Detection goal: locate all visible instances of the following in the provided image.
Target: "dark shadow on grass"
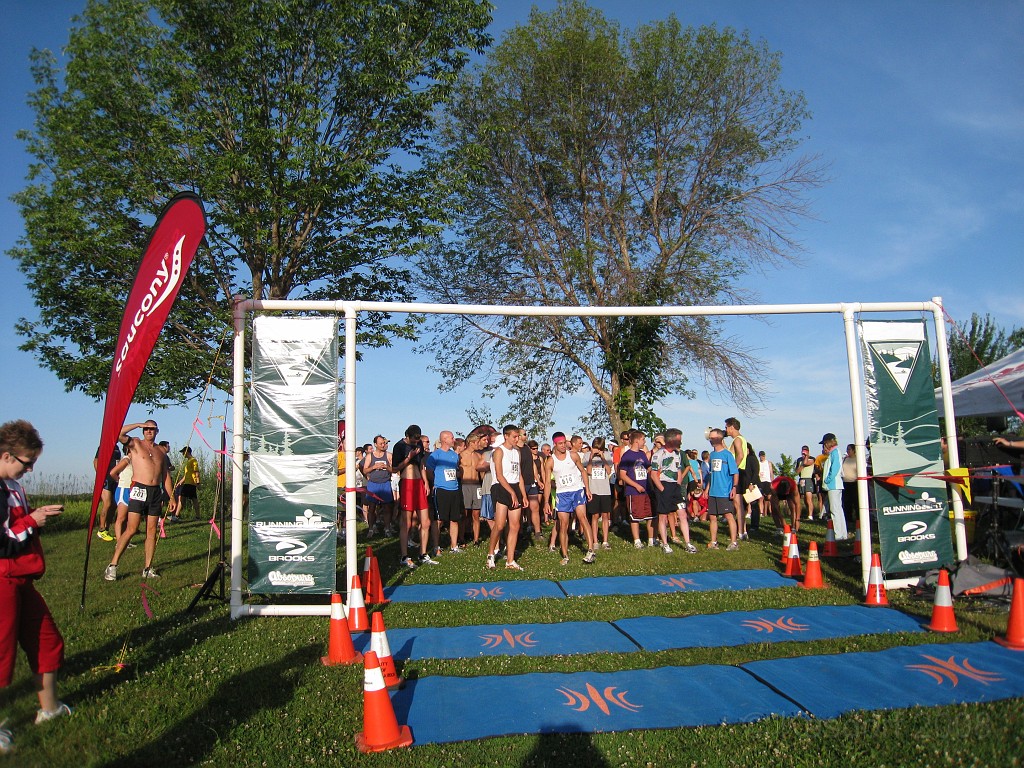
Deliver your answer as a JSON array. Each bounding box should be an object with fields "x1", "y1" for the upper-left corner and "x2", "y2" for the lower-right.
[
  {"x1": 521, "y1": 730, "x2": 611, "y2": 768},
  {"x1": 97, "y1": 644, "x2": 319, "y2": 768},
  {"x1": 59, "y1": 607, "x2": 235, "y2": 705}
]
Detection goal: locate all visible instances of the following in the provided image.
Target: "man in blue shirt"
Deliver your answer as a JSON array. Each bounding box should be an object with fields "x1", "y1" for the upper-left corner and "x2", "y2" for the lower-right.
[
  {"x1": 703, "y1": 428, "x2": 739, "y2": 550},
  {"x1": 820, "y1": 432, "x2": 847, "y2": 539},
  {"x1": 425, "y1": 430, "x2": 462, "y2": 556}
]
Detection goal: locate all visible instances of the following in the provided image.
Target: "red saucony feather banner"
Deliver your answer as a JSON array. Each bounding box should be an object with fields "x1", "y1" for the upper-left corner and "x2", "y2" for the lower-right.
[{"x1": 83, "y1": 193, "x2": 206, "y2": 597}]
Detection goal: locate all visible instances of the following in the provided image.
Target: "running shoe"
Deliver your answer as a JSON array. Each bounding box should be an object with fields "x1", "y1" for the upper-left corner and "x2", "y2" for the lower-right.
[
  {"x1": 560, "y1": 556, "x2": 570, "y2": 566},
  {"x1": 449, "y1": 546, "x2": 464, "y2": 554},
  {"x1": 400, "y1": 556, "x2": 417, "y2": 569},
  {"x1": 707, "y1": 541, "x2": 719, "y2": 549},
  {"x1": 420, "y1": 553, "x2": 439, "y2": 566},
  {"x1": 485, "y1": 554, "x2": 496, "y2": 570},
  {"x1": 670, "y1": 536, "x2": 683, "y2": 545},
  {"x1": 34, "y1": 702, "x2": 72, "y2": 725},
  {"x1": 103, "y1": 564, "x2": 117, "y2": 581},
  {"x1": 96, "y1": 529, "x2": 114, "y2": 542},
  {"x1": 685, "y1": 543, "x2": 698, "y2": 554},
  {"x1": 549, "y1": 544, "x2": 556, "y2": 553},
  {"x1": 504, "y1": 560, "x2": 524, "y2": 571},
  {"x1": 601, "y1": 541, "x2": 611, "y2": 550},
  {"x1": 141, "y1": 567, "x2": 160, "y2": 579},
  {"x1": 726, "y1": 541, "x2": 739, "y2": 551},
  {"x1": 661, "y1": 543, "x2": 673, "y2": 554},
  {"x1": 633, "y1": 540, "x2": 644, "y2": 550},
  {"x1": 648, "y1": 539, "x2": 657, "y2": 547},
  {"x1": 583, "y1": 550, "x2": 596, "y2": 564},
  {"x1": 0, "y1": 722, "x2": 12, "y2": 755}
]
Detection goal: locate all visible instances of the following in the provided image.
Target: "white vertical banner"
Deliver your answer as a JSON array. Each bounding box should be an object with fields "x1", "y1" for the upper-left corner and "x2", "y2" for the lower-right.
[{"x1": 248, "y1": 317, "x2": 338, "y2": 594}]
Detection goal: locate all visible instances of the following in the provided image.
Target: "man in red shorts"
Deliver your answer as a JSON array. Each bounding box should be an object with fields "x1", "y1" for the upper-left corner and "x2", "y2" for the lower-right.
[{"x1": 392, "y1": 425, "x2": 433, "y2": 568}]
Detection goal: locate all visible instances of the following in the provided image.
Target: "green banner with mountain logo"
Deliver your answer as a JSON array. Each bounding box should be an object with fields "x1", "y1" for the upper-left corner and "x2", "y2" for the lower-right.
[
  {"x1": 860, "y1": 320, "x2": 954, "y2": 575},
  {"x1": 248, "y1": 316, "x2": 338, "y2": 594}
]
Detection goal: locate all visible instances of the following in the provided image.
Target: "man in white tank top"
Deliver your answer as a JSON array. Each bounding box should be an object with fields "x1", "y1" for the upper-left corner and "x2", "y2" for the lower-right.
[
  {"x1": 549, "y1": 431, "x2": 596, "y2": 566},
  {"x1": 486, "y1": 424, "x2": 527, "y2": 571}
]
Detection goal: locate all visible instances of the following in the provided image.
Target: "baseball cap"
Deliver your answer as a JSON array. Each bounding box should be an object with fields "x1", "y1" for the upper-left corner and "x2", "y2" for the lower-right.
[{"x1": 819, "y1": 433, "x2": 836, "y2": 445}]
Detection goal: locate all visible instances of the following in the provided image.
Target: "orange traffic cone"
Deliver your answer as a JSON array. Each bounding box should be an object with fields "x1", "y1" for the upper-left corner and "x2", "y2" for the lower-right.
[
  {"x1": 779, "y1": 524, "x2": 791, "y2": 565},
  {"x1": 800, "y1": 541, "x2": 825, "y2": 589},
  {"x1": 783, "y1": 534, "x2": 803, "y2": 578},
  {"x1": 822, "y1": 520, "x2": 839, "y2": 557},
  {"x1": 994, "y1": 577, "x2": 1024, "y2": 650},
  {"x1": 348, "y1": 574, "x2": 369, "y2": 633},
  {"x1": 370, "y1": 611, "x2": 403, "y2": 690},
  {"x1": 864, "y1": 552, "x2": 888, "y2": 606},
  {"x1": 363, "y1": 547, "x2": 389, "y2": 605},
  {"x1": 852, "y1": 519, "x2": 862, "y2": 557},
  {"x1": 924, "y1": 567, "x2": 958, "y2": 632},
  {"x1": 321, "y1": 592, "x2": 363, "y2": 666},
  {"x1": 354, "y1": 651, "x2": 414, "y2": 753}
]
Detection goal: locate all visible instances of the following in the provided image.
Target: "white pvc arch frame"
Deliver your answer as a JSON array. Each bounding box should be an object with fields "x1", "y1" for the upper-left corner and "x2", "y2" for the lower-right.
[{"x1": 229, "y1": 296, "x2": 967, "y2": 619}]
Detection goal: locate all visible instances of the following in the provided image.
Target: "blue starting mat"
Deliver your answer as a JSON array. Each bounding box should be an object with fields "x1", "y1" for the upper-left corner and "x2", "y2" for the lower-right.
[
  {"x1": 560, "y1": 568, "x2": 795, "y2": 597},
  {"x1": 383, "y1": 579, "x2": 565, "y2": 603},
  {"x1": 743, "y1": 640, "x2": 1024, "y2": 719},
  {"x1": 391, "y1": 664, "x2": 803, "y2": 745},
  {"x1": 616, "y1": 605, "x2": 924, "y2": 651},
  {"x1": 353, "y1": 620, "x2": 640, "y2": 660}
]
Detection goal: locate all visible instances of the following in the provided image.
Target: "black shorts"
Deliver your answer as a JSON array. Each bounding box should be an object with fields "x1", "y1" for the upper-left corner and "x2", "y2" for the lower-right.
[
  {"x1": 490, "y1": 482, "x2": 519, "y2": 510},
  {"x1": 127, "y1": 483, "x2": 163, "y2": 517},
  {"x1": 656, "y1": 483, "x2": 684, "y2": 516},
  {"x1": 103, "y1": 477, "x2": 117, "y2": 494},
  {"x1": 707, "y1": 496, "x2": 733, "y2": 517},
  {"x1": 586, "y1": 493, "x2": 612, "y2": 516},
  {"x1": 178, "y1": 484, "x2": 198, "y2": 500},
  {"x1": 432, "y1": 487, "x2": 463, "y2": 523}
]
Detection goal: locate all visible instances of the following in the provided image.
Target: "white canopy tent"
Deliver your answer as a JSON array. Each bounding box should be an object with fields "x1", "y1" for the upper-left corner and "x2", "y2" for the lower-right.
[{"x1": 936, "y1": 347, "x2": 1024, "y2": 418}]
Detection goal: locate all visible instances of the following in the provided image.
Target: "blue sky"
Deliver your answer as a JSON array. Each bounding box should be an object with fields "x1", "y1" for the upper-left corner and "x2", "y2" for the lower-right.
[{"x1": 2, "y1": 1, "x2": 1022, "y2": 487}]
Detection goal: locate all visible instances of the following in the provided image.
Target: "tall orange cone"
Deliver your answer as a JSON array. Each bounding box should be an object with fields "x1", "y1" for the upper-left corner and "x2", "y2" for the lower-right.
[
  {"x1": 783, "y1": 534, "x2": 803, "y2": 577},
  {"x1": 321, "y1": 592, "x2": 362, "y2": 666},
  {"x1": 779, "y1": 524, "x2": 791, "y2": 565},
  {"x1": 363, "y1": 547, "x2": 389, "y2": 605},
  {"x1": 864, "y1": 552, "x2": 889, "y2": 606},
  {"x1": 354, "y1": 651, "x2": 414, "y2": 753},
  {"x1": 348, "y1": 574, "x2": 369, "y2": 632},
  {"x1": 994, "y1": 577, "x2": 1024, "y2": 650},
  {"x1": 924, "y1": 567, "x2": 958, "y2": 632},
  {"x1": 822, "y1": 520, "x2": 839, "y2": 557},
  {"x1": 852, "y1": 519, "x2": 862, "y2": 557},
  {"x1": 800, "y1": 541, "x2": 825, "y2": 589},
  {"x1": 370, "y1": 611, "x2": 403, "y2": 690}
]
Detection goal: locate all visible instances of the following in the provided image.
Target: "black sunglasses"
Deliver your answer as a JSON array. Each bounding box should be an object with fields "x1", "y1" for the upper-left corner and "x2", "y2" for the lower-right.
[{"x1": 13, "y1": 455, "x2": 37, "y2": 469}]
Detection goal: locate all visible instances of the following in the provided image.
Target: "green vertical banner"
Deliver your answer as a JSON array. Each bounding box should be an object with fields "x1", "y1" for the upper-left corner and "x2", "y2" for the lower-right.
[
  {"x1": 248, "y1": 317, "x2": 338, "y2": 594},
  {"x1": 860, "y1": 320, "x2": 954, "y2": 575}
]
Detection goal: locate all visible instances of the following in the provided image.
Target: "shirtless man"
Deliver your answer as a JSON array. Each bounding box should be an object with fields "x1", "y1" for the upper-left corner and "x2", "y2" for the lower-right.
[
  {"x1": 725, "y1": 417, "x2": 749, "y2": 540},
  {"x1": 104, "y1": 420, "x2": 175, "y2": 581},
  {"x1": 392, "y1": 425, "x2": 432, "y2": 568}
]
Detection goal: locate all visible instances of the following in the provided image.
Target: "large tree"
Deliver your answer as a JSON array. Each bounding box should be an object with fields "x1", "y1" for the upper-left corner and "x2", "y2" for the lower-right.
[
  {"x1": 418, "y1": 0, "x2": 823, "y2": 437},
  {"x1": 10, "y1": 0, "x2": 491, "y2": 404}
]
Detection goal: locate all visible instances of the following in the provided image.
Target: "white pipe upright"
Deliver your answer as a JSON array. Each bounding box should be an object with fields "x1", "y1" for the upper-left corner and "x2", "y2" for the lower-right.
[
  {"x1": 230, "y1": 295, "x2": 247, "y2": 620},
  {"x1": 932, "y1": 297, "x2": 967, "y2": 561},
  {"x1": 842, "y1": 305, "x2": 872, "y2": 593},
  {"x1": 343, "y1": 304, "x2": 359, "y2": 603}
]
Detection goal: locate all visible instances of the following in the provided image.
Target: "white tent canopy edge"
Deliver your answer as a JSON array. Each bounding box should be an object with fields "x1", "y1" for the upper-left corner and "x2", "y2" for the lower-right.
[{"x1": 229, "y1": 296, "x2": 967, "y2": 619}]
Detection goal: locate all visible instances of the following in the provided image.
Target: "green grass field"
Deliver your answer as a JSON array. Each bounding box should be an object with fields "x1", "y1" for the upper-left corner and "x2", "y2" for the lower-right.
[{"x1": 5, "y1": 499, "x2": 1023, "y2": 767}]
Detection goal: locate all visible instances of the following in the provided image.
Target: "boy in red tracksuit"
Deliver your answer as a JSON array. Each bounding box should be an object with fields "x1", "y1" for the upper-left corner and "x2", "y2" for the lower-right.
[{"x1": 1, "y1": 420, "x2": 70, "y2": 755}]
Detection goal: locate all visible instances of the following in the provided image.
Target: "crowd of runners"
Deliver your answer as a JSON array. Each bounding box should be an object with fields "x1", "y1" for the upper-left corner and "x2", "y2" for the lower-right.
[{"x1": 341, "y1": 419, "x2": 861, "y2": 571}]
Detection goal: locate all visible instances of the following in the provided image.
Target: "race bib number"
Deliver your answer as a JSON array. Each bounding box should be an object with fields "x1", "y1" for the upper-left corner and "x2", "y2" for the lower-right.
[
  {"x1": 129, "y1": 485, "x2": 148, "y2": 502},
  {"x1": 711, "y1": 458, "x2": 723, "y2": 472},
  {"x1": 443, "y1": 468, "x2": 457, "y2": 482},
  {"x1": 557, "y1": 473, "x2": 576, "y2": 488},
  {"x1": 591, "y1": 467, "x2": 606, "y2": 480},
  {"x1": 476, "y1": 487, "x2": 483, "y2": 500},
  {"x1": 634, "y1": 466, "x2": 648, "y2": 481}
]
